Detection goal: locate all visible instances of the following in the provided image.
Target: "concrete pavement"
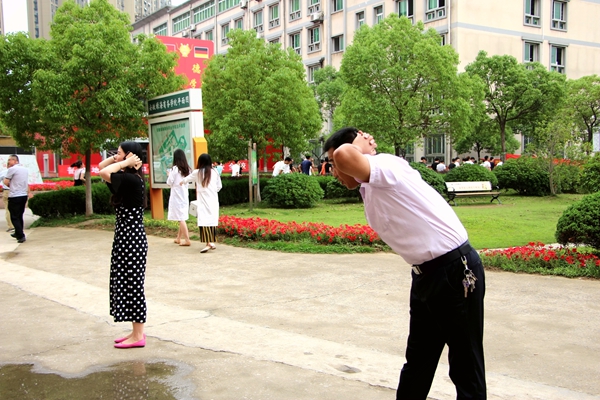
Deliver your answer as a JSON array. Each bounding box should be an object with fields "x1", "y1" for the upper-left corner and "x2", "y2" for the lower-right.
[{"x1": 1, "y1": 209, "x2": 599, "y2": 399}]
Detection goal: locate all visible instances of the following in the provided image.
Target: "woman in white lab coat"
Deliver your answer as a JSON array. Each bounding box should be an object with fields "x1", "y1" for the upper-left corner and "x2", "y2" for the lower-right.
[
  {"x1": 181, "y1": 153, "x2": 222, "y2": 253},
  {"x1": 167, "y1": 149, "x2": 191, "y2": 246}
]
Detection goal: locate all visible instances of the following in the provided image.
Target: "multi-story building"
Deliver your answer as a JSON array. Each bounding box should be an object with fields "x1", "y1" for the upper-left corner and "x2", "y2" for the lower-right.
[
  {"x1": 135, "y1": 0, "x2": 172, "y2": 22},
  {"x1": 27, "y1": 0, "x2": 136, "y2": 39},
  {"x1": 0, "y1": 0, "x2": 4, "y2": 36},
  {"x1": 131, "y1": 0, "x2": 600, "y2": 160}
]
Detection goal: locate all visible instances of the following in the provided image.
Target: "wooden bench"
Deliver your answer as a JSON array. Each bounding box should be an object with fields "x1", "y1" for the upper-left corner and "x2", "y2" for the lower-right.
[{"x1": 445, "y1": 181, "x2": 501, "y2": 206}]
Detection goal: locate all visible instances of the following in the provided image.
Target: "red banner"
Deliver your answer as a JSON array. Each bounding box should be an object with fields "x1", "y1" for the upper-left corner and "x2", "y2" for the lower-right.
[{"x1": 156, "y1": 36, "x2": 215, "y2": 89}]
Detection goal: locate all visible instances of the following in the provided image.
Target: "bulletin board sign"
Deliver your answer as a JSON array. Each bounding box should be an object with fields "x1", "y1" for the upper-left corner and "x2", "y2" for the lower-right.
[{"x1": 148, "y1": 112, "x2": 203, "y2": 189}]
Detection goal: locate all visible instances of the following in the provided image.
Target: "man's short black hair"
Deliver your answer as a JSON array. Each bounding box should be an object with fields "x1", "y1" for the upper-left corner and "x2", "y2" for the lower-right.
[
  {"x1": 284, "y1": 157, "x2": 292, "y2": 162},
  {"x1": 323, "y1": 127, "x2": 360, "y2": 153},
  {"x1": 305, "y1": 154, "x2": 312, "y2": 159}
]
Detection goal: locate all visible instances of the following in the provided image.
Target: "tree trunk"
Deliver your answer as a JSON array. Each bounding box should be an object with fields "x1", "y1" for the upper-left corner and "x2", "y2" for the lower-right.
[
  {"x1": 85, "y1": 148, "x2": 94, "y2": 216},
  {"x1": 500, "y1": 121, "x2": 507, "y2": 162}
]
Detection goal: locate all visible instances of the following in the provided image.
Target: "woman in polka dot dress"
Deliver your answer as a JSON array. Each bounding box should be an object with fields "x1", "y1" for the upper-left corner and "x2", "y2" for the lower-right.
[{"x1": 99, "y1": 141, "x2": 148, "y2": 349}]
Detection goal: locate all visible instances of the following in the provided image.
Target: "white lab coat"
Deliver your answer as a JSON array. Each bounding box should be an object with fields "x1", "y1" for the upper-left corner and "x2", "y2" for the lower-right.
[
  {"x1": 182, "y1": 168, "x2": 222, "y2": 226},
  {"x1": 166, "y1": 166, "x2": 189, "y2": 221}
]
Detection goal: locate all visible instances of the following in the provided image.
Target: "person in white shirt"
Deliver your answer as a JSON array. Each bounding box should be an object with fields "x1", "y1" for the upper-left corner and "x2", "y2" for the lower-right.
[
  {"x1": 436, "y1": 160, "x2": 447, "y2": 173},
  {"x1": 481, "y1": 156, "x2": 491, "y2": 171},
  {"x1": 167, "y1": 149, "x2": 192, "y2": 246},
  {"x1": 0, "y1": 165, "x2": 15, "y2": 233},
  {"x1": 3, "y1": 155, "x2": 29, "y2": 243},
  {"x1": 230, "y1": 160, "x2": 241, "y2": 178},
  {"x1": 272, "y1": 157, "x2": 293, "y2": 176},
  {"x1": 324, "y1": 127, "x2": 486, "y2": 400}
]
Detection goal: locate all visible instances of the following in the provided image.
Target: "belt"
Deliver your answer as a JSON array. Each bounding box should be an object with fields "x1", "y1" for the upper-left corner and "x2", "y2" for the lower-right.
[{"x1": 412, "y1": 241, "x2": 473, "y2": 275}]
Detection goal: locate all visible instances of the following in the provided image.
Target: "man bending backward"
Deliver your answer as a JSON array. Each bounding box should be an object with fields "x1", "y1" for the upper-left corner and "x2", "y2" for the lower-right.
[{"x1": 324, "y1": 127, "x2": 486, "y2": 400}]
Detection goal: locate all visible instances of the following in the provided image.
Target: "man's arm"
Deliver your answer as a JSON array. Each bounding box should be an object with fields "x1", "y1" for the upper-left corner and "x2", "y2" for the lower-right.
[
  {"x1": 3, "y1": 178, "x2": 9, "y2": 187},
  {"x1": 332, "y1": 144, "x2": 371, "y2": 183}
]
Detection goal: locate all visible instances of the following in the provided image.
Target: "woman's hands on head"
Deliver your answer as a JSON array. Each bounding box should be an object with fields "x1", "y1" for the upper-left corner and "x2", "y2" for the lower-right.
[{"x1": 123, "y1": 152, "x2": 142, "y2": 170}]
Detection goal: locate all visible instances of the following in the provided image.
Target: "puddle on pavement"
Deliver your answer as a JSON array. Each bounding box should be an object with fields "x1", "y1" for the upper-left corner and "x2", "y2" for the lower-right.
[{"x1": 0, "y1": 360, "x2": 195, "y2": 399}]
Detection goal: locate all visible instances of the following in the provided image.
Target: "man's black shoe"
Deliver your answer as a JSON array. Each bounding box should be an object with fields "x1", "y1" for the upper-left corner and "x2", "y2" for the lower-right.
[
  {"x1": 17, "y1": 236, "x2": 26, "y2": 243},
  {"x1": 10, "y1": 233, "x2": 17, "y2": 238}
]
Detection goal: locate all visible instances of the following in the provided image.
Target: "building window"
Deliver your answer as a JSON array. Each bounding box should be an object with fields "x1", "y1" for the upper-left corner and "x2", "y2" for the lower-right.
[
  {"x1": 254, "y1": 10, "x2": 264, "y2": 33},
  {"x1": 308, "y1": 0, "x2": 320, "y2": 14},
  {"x1": 550, "y1": 45, "x2": 565, "y2": 74},
  {"x1": 551, "y1": 0, "x2": 567, "y2": 30},
  {"x1": 374, "y1": 5, "x2": 384, "y2": 24},
  {"x1": 398, "y1": 0, "x2": 413, "y2": 23},
  {"x1": 269, "y1": 37, "x2": 281, "y2": 45},
  {"x1": 425, "y1": 134, "x2": 445, "y2": 156},
  {"x1": 205, "y1": 30, "x2": 214, "y2": 41},
  {"x1": 193, "y1": 1, "x2": 215, "y2": 24},
  {"x1": 235, "y1": 18, "x2": 243, "y2": 30},
  {"x1": 440, "y1": 33, "x2": 447, "y2": 45},
  {"x1": 356, "y1": 11, "x2": 365, "y2": 28},
  {"x1": 290, "y1": 0, "x2": 301, "y2": 21},
  {"x1": 269, "y1": 4, "x2": 280, "y2": 28},
  {"x1": 524, "y1": 0, "x2": 540, "y2": 26},
  {"x1": 307, "y1": 65, "x2": 320, "y2": 83},
  {"x1": 332, "y1": 0, "x2": 343, "y2": 13},
  {"x1": 153, "y1": 23, "x2": 167, "y2": 36},
  {"x1": 524, "y1": 41, "x2": 539, "y2": 63},
  {"x1": 218, "y1": 0, "x2": 239, "y2": 13},
  {"x1": 221, "y1": 24, "x2": 230, "y2": 45},
  {"x1": 290, "y1": 32, "x2": 301, "y2": 55},
  {"x1": 308, "y1": 27, "x2": 320, "y2": 53},
  {"x1": 51, "y1": 0, "x2": 59, "y2": 19},
  {"x1": 173, "y1": 12, "x2": 190, "y2": 33},
  {"x1": 426, "y1": 0, "x2": 445, "y2": 21},
  {"x1": 332, "y1": 35, "x2": 344, "y2": 52}
]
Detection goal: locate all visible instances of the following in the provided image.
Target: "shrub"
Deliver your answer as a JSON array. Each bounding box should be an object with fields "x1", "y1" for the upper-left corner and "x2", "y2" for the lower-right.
[
  {"x1": 555, "y1": 191, "x2": 600, "y2": 250},
  {"x1": 325, "y1": 178, "x2": 361, "y2": 199},
  {"x1": 493, "y1": 157, "x2": 550, "y2": 196},
  {"x1": 552, "y1": 161, "x2": 582, "y2": 194},
  {"x1": 409, "y1": 162, "x2": 446, "y2": 195},
  {"x1": 262, "y1": 173, "x2": 324, "y2": 208},
  {"x1": 28, "y1": 184, "x2": 113, "y2": 218},
  {"x1": 579, "y1": 153, "x2": 600, "y2": 193},
  {"x1": 444, "y1": 163, "x2": 499, "y2": 187}
]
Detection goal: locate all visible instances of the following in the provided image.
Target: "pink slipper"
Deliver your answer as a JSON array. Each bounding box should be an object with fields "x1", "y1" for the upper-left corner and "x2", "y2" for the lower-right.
[
  {"x1": 114, "y1": 333, "x2": 145, "y2": 344},
  {"x1": 114, "y1": 337, "x2": 146, "y2": 349}
]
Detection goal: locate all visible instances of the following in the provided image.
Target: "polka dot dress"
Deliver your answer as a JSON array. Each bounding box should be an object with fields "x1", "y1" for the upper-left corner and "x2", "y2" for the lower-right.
[{"x1": 110, "y1": 205, "x2": 148, "y2": 323}]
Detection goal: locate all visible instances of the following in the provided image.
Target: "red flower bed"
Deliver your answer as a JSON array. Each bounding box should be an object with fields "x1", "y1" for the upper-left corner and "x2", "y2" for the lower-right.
[
  {"x1": 29, "y1": 180, "x2": 75, "y2": 191},
  {"x1": 481, "y1": 242, "x2": 600, "y2": 277},
  {"x1": 218, "y1": 215, "x2": 383, "y2": 246}
]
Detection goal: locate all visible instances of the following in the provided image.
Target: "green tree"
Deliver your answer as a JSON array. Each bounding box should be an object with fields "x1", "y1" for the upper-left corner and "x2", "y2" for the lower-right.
[
  {"x1": 453, "y1": 117, "x2": 519, "y2": 160},
  {"x1": 525, "y1": 111, "x2": 575, "y2": 195},
  {"x1": 335, "y1": 15, "x2": 481, "y2": 156},
  {"x1": 202, "y1": 29, "x2": 322, "y2": 162},
  {"x1": 566, "y1": 75, "x2": 600, "y2": 147},
  {"x1": 464, "y1": 52, "x2": 566, "y2": 160},
  {"x1": 0, "y1": 0, "x2": 184, "y2": 216},
  {"x1": 312, "y1": 65, "x2": 347, "y2": 126}
]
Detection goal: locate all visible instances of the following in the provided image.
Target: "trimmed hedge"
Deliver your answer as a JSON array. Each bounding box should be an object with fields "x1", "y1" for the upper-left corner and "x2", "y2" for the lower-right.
[
  {"x1": 262, "y1": 173, "x2": 324, "y2": 208},
  {"x1": 493, "y1": 157, "x2": 550, "y2": 196},
  {"x1": 444, "y1": 163, "x2": 499, "y2": 187},
  {"x1": 28, "y1": 184, "x2": 113, "y2": 218},
  {"x1": 580, "y1": 154, "x2": 600, "y2": 194},
  {"x1": 555, "y1": 191, "x2": 600, "y2": 250}
]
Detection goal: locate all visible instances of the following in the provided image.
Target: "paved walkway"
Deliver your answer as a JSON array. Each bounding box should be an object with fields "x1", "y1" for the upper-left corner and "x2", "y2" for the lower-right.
[{"x1": 1, "y1": 209, "x2": 599, "y2": 399}]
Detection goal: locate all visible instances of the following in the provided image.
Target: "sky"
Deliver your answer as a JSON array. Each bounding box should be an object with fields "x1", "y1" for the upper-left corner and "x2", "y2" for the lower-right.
[{"x1": 3, "y1": 0, "x2": 28, "y2": 34}]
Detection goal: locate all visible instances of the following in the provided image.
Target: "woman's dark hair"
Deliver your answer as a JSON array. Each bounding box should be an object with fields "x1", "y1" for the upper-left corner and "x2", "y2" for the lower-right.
[
  {"x1": 323, "y1": 127, "x2": 360, "y2": 153},
  {"x1": 172, "y1": 149, "x2": 191, "y2": 177},
  {"x1": 196, "y1": 153, "x2": 213, "y2": 188},
  {"x1": 111, "y1": 141, "x2": 147, "y2": 208},
  {"x1": 70, "y1": 160, "x2": 83, "y2": 168}
]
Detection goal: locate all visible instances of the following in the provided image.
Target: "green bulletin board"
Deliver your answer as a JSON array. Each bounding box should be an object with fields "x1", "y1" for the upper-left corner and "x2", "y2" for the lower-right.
[{"x1": 150, "y1": 118, "x2": 193, "y2": 186}]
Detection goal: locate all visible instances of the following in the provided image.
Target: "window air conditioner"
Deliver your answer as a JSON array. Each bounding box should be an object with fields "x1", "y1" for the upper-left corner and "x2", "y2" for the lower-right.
[
  {"x1": 240, "y1": 0, "x2": 248, "y2": 9},
  {"x1": 310, "y1": 12, "x2": 324, "y2": 22}
]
